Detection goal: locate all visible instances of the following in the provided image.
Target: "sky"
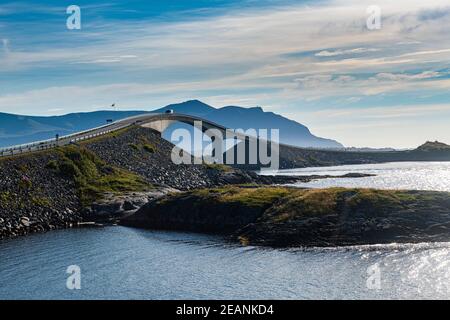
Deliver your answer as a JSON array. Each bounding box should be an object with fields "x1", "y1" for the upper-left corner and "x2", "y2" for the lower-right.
[{"x1": 0, "y1": 0, "x2": 450, "y2": 148}]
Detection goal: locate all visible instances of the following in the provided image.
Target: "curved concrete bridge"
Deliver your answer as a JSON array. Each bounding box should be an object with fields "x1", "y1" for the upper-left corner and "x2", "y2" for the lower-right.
[{"x1": 0, "y1": 113, "x2": 278, "y2": 161}]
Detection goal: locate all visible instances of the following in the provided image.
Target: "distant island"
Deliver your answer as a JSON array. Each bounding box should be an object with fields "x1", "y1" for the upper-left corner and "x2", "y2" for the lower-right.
[
  {"x1": 417, "y1": 141, "x2": 450, "y2": 152},
  {"x1": 123, "y1": 186, "x2": 450, "y2": 247}
]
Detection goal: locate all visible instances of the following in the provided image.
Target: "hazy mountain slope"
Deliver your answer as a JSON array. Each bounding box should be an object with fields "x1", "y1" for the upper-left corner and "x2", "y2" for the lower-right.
[
  {"x1": 205, "y1": 106, "x2": 342, "y2": 148},
  {"x1": 0, "y1": 111, "x2": 148, "y2": 147},
  {"x1": 160, "y1": 100, "x2": 343, "y2": 149},
  {"x1": 0, "y1": 100, "x2": 343, "y2": 149},
  {"x1": 153, "y1": 100, "x2": 215, "y2": 117}
]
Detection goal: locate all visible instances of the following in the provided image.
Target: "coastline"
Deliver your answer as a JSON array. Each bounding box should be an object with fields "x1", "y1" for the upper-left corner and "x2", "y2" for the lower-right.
[
  {"x1": 121, "y1": 186, "x2": 450, "y2": 247},
  {"x1": 1, "y1": 126, "x2": 449, "y2": 247}
]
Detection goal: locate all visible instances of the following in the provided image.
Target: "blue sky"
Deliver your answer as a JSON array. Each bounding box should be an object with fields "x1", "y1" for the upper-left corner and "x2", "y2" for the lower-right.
[{"x1": 1, "y1": 0, "x2": 450, "y2": 148}]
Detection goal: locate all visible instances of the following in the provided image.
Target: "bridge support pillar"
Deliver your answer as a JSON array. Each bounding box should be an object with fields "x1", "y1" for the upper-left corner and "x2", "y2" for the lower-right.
[{"x1": 141, "y1": 119, "x2": 175, "y2": 134}]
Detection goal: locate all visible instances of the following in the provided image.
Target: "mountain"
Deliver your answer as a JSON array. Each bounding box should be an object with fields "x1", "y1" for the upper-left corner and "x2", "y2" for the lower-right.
[
  {"x1": 159, "y1": 100, "x2": 343, "y2": 149},
  {"x1": 0, "y1": 100, "x2": 343, "y2": 149},
  {"x1": 0, "y1": 111, "x2": 149, "y2": 147},
  {"x1": 154, "y1": 100, "x2": 215, "y2": 117},
  {"x1": 416, "y1": 141, "x2": 450, "y2": 152}
]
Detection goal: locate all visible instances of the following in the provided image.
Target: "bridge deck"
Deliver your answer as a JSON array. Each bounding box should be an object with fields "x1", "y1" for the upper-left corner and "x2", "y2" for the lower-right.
[{"x1": 0, "y1": 113, "x2": 279, "y2": 158}]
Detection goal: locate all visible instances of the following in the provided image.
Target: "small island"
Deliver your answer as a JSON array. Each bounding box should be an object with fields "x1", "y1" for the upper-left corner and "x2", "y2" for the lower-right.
[{"x1": 122, "y1": 186, "x2": 450, "y2": 247}]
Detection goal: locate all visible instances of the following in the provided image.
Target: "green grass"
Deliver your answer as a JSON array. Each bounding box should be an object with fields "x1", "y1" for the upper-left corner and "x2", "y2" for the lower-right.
[
  {"x1": 142, "y1": 143, "x2": 156, "y2": 153},
  {"x1": 31, "y1": 196, "x2": 51, "y2": 207},
  {"x1": 126, "y1": 136, "x2": 157, "y2": 154},
  {"x1": 190, "y1": 186, "x2": 291, "y2": 209},
  {"x1": 45, "y1": 160, "x2": 59, "y2": 170},
  {"x1": 54, "y1": 145, "x2": 152, "y2": 206},
  {"x1": 128, "y1": 143, "x2": 139, "y2": 151},
  {"x1": 267, "y1": 188, "x2": 342, "y2": 222},
  {"x1": 18, "y1": 177, "x2": 32, "y2": 190},
  {"x1": 80, "y1": 126, "x2": 133, "y2": 145},
  {"x1": 0, "y1": 191, "x2": 14, "y2": 207},
  {"x1": 169, "y1": 186, "x2": 448, "y2": 224},
  {"x1": 263, "y1": 188, "x2": 447, "y2": 222},
  {"x1": 205, "y1": 163, "x2": 233, "y2": 172}
]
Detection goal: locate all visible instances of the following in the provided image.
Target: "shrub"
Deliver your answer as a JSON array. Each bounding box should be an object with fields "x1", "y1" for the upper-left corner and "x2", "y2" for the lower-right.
[
  {"x1": 19, "y1": 176, "x2": 32, "y2": 189},
  {"x1": 143, "y1": 144, "x2": 155, "y2": 153},
  {"x1": 0, "y1": 191, "x2": 13, "y2": 206},
  {"x1": 58, "y1": 159, "x2": 81, "y2": 179},
  {"x1": 205, "y1": 163, "x2": 232, "y2": 172},
  {"x1": 55, "y1": 145, "x2": 152, "y2": 206},
  {"x1": 45, "y1": 160, "x2": 58, "y2": 170},
  {"x1": 31, "y1": 196, "x2": 51, "y2": 207},
  {"x1": 128, "y1": 143, "x2": 139, "y2": 151}
]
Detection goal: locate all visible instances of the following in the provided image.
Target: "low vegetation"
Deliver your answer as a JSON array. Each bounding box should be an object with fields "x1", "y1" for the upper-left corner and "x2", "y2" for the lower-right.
[
  {"x1": 204, "y1": 163, "x2": 233, "y2": 172},
  {"x1": 416, "y1": 141, "x2": 450, "y2": 152},
  {"x1": 126, "y1": 136, "x2": 156, "y2": 154},
  {"x1": 185, "y1": 186, "x2": 290, "y2": 210},
  {"x1": 132, "y1": 186, "x2": 450, "y2": 247},
  {"x1": 260, "y1": 187, "x2": 450, "y2": 222},
  {"x1": 50, "y1": 145, "x2": 152, "y2": 206},
  {"x1": 142, "y1": 143, "x2": 156, "y2": 153},
  {"x1": 79, "y1": 126, "x2": 133, "y2": 145}
]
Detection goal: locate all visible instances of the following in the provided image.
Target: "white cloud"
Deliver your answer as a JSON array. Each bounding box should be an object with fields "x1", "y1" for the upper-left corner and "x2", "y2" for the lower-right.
[
  {"x1": 2, "y1": 38, "x2": 9, "y2": 54},
  {"x1": 291, "y1": 103, "x2": 450, "y2": 148},
  {"x1": 375, "y1": 71, "x2": 443, "y2": 81},
  {"x1": 315, "y1": 48, "x2": 380, "y2": 57},
  {"x1": 1, "y1": 0, "x2": 450, "y2": 146},
  {"x1": 46, "y1": 108, "x2": 64, "y2": 113},
  {"x1": 309, "y1": 104, "x2": 450, "y2": 120}
]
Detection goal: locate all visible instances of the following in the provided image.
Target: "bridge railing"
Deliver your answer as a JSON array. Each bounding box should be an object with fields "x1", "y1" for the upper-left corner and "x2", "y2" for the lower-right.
[
  {"x1": 0, "y1": 111, "x2": 282, "y2": 158},
  {"x1": 0, "y1": 120, "x2": 130, "y2": 158}
]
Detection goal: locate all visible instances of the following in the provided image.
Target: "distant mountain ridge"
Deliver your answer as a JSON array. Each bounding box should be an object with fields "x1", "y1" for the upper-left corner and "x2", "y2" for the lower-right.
[
  {"x1": 154, "y1": 100, "x2": 343, "y2": 149},
  {"x1": 416, "y1": 141, "x2": 450, "y2": 152},
  {"x1": 0, "y1": 110, "x2": 149, "y2": 147},
  {"x1": 0, "y1": 100, "x2": 343, "y2": 149}
]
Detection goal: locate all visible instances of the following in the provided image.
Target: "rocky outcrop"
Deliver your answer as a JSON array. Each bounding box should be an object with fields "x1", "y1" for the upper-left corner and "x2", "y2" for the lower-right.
[
  {"x1": 1, "y1": 125, "x2": 350, "y2": 240},
  {"x1": 122, "y1": 186, "x2": 450, "y2": 247},
  {"x1": 83, "y1": 126, "x2": 267, "y2": 189},
  {"x1": 2, "y1": 122, "x2": 435, "y2": 244},
  {"x1": 85, "y1": 188, "x2": 179, "y2": 222},
  {"x1": 0, "y1": 152, "x2": 82, "y2": 239},
  {"x1": 82, "y1": 126, "x2": 344, "y2": 188}
]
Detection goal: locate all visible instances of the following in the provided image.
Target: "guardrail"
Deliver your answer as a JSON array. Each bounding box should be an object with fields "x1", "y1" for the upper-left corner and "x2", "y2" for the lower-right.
[
  {"x1": 0, "y1": 112, "x2": 163, "y2": 158},
  {"x1": 0, "y1": 121, "x2": 130, "y2": 158},
  {"x1": 0, "y1": 111, "x2": 288, "y2": 158}
]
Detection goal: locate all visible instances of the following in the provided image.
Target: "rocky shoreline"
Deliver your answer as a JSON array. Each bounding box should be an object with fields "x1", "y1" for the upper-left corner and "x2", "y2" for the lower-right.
[
  {"x1": 2, "y1": 124, "x2": 448, "y2": 248},
  {"x1": 82, "y1": 172, "x2": 374, "y2": 223},
  {"x1": 1, "y1": 125, "x2": 369, "y2": 240},
  {"x1": 121, "y1": 186, "x2": 450, "y2": 247}
]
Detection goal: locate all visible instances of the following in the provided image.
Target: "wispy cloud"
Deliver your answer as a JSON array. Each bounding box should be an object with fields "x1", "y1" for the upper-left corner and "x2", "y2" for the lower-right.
[
  {"x1": 1, "y1": 38, "x2": 9, "y2": 54},
  {"x1": 72, "y1": 55, "x2": 139, "y2": 64},
  {"x1": 309, "y1": 103, "x2": 450, "y2": 120},
  {"x1": 0, "y1": 0, "x2": 450, "y2": 147},
  {"x1": 315, "y1": 48, "x2": 380, "y2": 57}
]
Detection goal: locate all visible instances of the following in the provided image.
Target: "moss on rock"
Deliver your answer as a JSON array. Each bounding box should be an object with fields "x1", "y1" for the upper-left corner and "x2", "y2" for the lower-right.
[
  {"x1": 54, "y1": 145, "x2": 152, "y2": 206},
  {"x1": 124, "y1": 186, "x2": 450, "y2": 247}
]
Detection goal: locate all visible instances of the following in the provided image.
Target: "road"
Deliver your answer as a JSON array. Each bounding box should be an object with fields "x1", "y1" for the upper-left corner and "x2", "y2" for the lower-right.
[{"x1": 0, "y1": 112, "x2": 275, "y2": 158}]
